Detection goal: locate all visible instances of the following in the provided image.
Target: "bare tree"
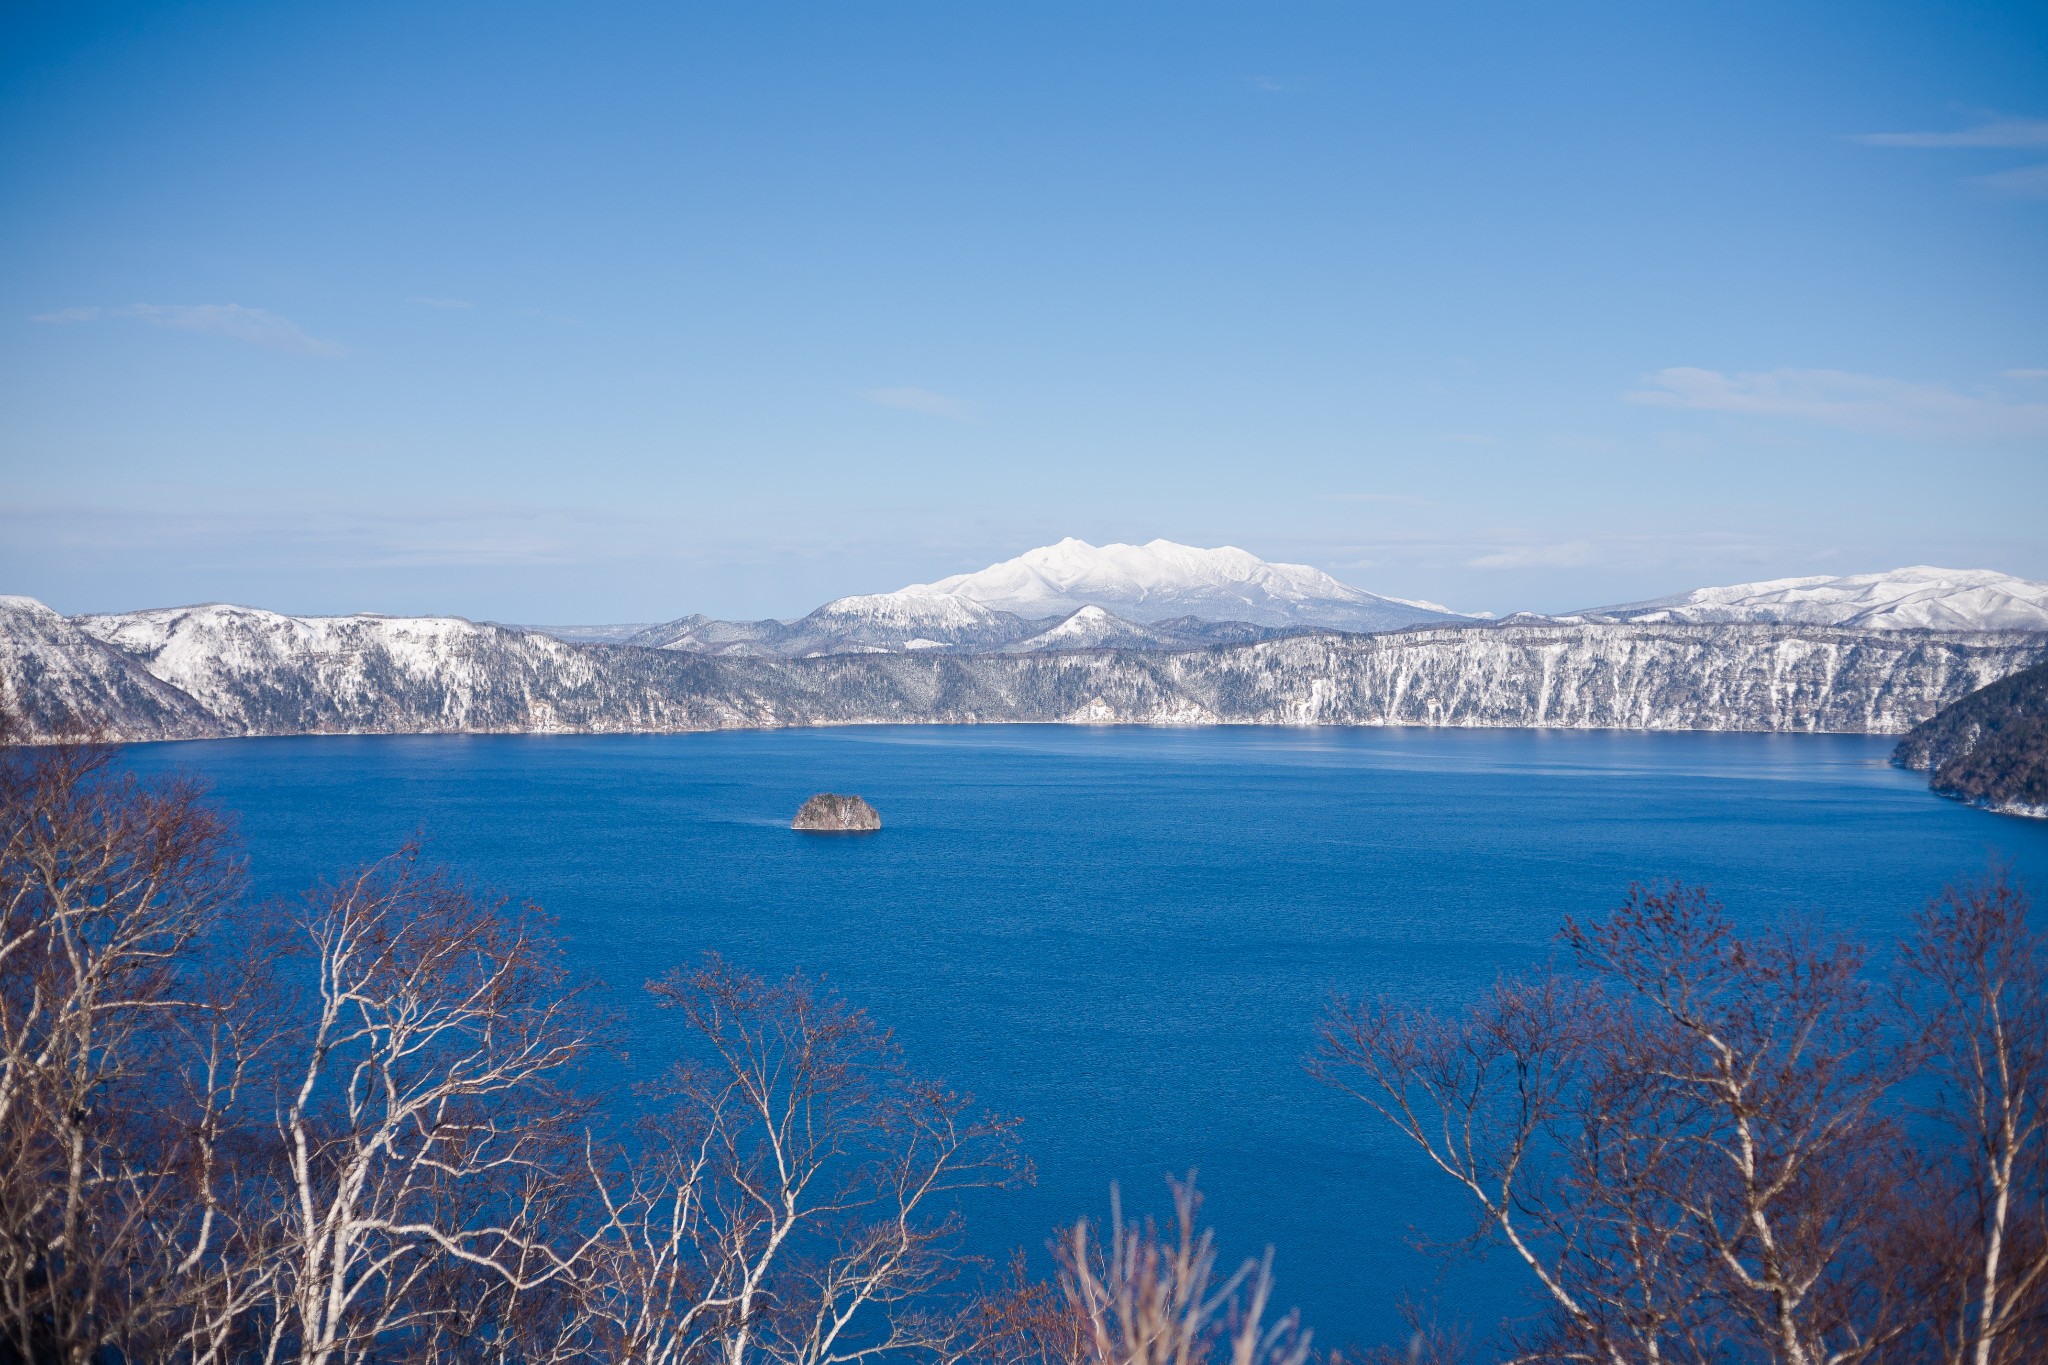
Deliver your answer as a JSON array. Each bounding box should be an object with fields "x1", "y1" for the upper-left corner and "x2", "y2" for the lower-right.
[
  {"x1": 0, "y1": 738, "x2": 246, "y2": 1365},
  {"x1": 1311, "y1": 972, "x2": 1706, "y2": 1365},
  {"x1": 959, "y1": 1252, "x2": 1091, "y2": 1365},
  {"x1": 583, "y1": 956, "x2": 1025, "y2": 1365},
  {"x1": 1318, "y1": 882, "x2": 1914, "y2": 1365},
  {"x1": 1562, "y1": 885, "x2": 1913, "y2": 1365},
  {"x1": 1899, "y1": 867, "x2": 2048, "y2": 1365},
  {"x1": 251, "y1": 848, "x2": 597, "y2": 1365},
  {"x1": 1050, "y1": 1176, "x2": 1307, "y2": 1365}
]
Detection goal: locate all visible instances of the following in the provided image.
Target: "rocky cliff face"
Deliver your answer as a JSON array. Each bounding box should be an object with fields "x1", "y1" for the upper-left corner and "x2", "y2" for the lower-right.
[{"x1": 4, "y1": 596, "x2": 2043, "y2": 744}]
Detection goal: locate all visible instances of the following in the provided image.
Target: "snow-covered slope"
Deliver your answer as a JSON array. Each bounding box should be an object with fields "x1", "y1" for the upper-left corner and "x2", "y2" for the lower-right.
[
  {"x1": 73, "y1": 604, "x2": 545, "y2": 728},
  {"x1": 1004, "y1": 605, "x2": 1183, "y2": 652},
  {"x1": 0, "y1": 596, "x2": 218, "y2": 740},
  {"x1": 904, "y1": 538, "x2": 1469, "y2": 630},
  {"x1": 797, "y1": 590, "x2": 1034, "y2": 649},
  {"x1": 1579, "y1": 567, "x2": 2048, "y2": 631},
  {"x1": 52, "y1": 602, "x2": 783, "y2": 737},
  {"x1": 631, "y1": 593, "x2": 1044, "y2": 657}
]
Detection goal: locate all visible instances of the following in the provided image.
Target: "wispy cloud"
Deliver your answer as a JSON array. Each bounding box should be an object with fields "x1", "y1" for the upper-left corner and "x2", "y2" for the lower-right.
[
  {"x1": 1975, "y1": 162, "x2": 2048, "y2": 199},
  {"x1": 2004, "y1": 368, "x2": 2048, "y2": 381},
  {"x1": 1320, "y1": 492, "x2": 1438, "y2": 507},
  {"x1": 32, "y1": 302, "x2": 346, "y2": 356},
  {"x1": 1849, "y1": 117, "x2": 2048, "y2": 148},
  {"x1": 4, "y1": 498, "x2": 599, "y2": 571},
  {"x1": 412, "y1": 296, "x2": 473, "y2": 309},
  {"x1": 1466, "y1": 540, "x2": 1599, "y2": 570},
  {"x1": 863, "y1": 386, "x2": 975, "y2": 421},
  {"x1": 1628, "y1": 367, "x2": 2048, "y2": 442},
  {"x1": 127, "y1": 304, "x2": 346, "y2": 355},
  {"x1": 1850, "y1": 115, "x2": 2048, "y2": 200}
]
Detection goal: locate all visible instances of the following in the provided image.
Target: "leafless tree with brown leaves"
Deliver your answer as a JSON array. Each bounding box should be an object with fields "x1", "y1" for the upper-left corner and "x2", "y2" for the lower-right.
[
  {"x1": 1317, "y1": 882, "x2": 1916, "y2": 1365},
  {"x1": 581, "y1": 956, "x2": 1026, "y2": 1365},
  {"x1": 0, "y1": 738, "x2": 247, "y2": 1365}
]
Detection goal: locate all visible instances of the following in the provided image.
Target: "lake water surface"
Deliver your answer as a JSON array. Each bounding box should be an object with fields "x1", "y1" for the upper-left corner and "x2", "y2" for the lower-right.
[{"x1": 121, "y1": 726, "x2": 2048, "y2": 1350}]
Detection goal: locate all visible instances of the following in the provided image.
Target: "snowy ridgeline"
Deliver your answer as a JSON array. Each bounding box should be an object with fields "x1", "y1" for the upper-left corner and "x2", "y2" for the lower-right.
[
  {"x1": 555, "y1": 555, "x2": 2048, "y2": 658},
  {"x1": 3, "y1": 596, "x2": 2046, "y2": 743}
]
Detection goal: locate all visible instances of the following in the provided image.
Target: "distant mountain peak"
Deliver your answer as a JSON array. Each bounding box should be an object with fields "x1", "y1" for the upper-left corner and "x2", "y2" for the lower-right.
[{"x1": 887, "y1": 537, "x2": 1471, "y2": 631}]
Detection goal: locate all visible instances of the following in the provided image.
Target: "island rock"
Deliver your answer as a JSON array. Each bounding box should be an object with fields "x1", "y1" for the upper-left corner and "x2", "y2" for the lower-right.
[{"x1": 792, "y1": 792, "x2": 882, "y2": 832}]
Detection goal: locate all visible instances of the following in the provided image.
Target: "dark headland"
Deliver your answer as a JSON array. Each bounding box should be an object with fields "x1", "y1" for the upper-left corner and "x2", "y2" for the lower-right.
[{"x1": 1893, "y1": 659, "x2": 2048, "y2": 819}]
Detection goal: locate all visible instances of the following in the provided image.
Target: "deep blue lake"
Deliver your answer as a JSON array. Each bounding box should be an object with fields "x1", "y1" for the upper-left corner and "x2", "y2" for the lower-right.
[{"x1": 121, "y1": 726, "x2": 2048, "y2": 1351}]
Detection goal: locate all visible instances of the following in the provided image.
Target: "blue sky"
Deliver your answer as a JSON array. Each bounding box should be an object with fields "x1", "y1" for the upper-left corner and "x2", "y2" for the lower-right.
[{"x1": 2, "y1": 0, "x2": 2044, "y2": 621}]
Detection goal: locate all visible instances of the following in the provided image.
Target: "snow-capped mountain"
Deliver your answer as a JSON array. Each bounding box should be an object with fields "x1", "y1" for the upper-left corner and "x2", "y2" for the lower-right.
[
  {"x1": 1577, "y1": 567, "x2": 2048, "y2": 631},
  {"x1": 614, "y1": 536, "x2": 1443, "y2": 659},
  {"x1": 892, "y1": 537, "x2": 1469, "y2": 630}
]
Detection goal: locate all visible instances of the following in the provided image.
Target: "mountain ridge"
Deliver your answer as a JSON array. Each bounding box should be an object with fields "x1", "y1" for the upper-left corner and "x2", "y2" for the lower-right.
[
  {"x1": 526, "y1": 550, "x2": 2048, "y2": 656},
  {"x1": 7, "y1": 593, "x2": 2045, "y2": 746},
  {"x1": 1573, "y1": 566, "x2": 2048, "y2": 631}
]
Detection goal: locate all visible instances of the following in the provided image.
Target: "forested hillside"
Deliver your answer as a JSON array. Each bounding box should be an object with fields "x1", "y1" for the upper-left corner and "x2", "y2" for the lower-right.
[{"x1": 1894, "y1": 659, "x2": 2048, "y2": 817}]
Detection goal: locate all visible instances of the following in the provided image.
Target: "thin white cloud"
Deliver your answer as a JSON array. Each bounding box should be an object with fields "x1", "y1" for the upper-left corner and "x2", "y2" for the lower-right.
[
  {"x1": 2004, "y1": 368, "x2": 2048, "y2": 380},
  {"x1": 34, "y1": 302, "x2": 345, "y2": 356},
  {"x1": 1850, "y1": 117, "x2": 2048, "y2": 148},
  {"x1": 1320, "y1": 492, "x2": 1438, "y2": 507},
  {"x1": 1466, "y1": 540, "x2": 1599, "y2": 570},
  {"x1": 1975, "y1": 162, "x2": 2048, "y2": 199},
  {"x1": 412, "y1": 296, "x2": 473, "y2": 309},
  {"x1": 1628, "y1": 367, "x2": 2048, "y2": 442},
  {"x1": 863, "y1": 386, "x2": 975, "y2": 421},
  {"x1": 1851, "y1": 116, "x2": 2048, "y2": 200},
  {"x1": 125, "y1": 303, "x2": 346, "y2": 356}
]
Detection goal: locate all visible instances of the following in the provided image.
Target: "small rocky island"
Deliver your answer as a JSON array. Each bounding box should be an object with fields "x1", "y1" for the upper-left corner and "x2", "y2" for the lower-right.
[{"x1": 791, "y1": 792, "x2": 882, "y2": 832}]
